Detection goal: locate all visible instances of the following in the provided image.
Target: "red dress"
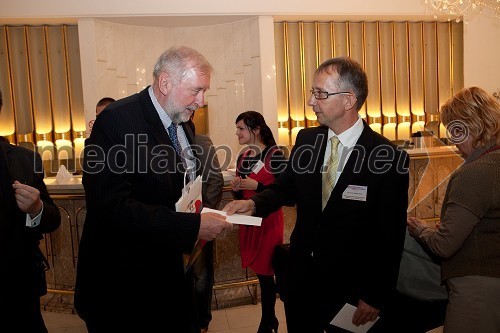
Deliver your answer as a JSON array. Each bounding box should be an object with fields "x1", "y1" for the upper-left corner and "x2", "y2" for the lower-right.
[{"x1": 237, "y1": 149, "x2": 284, "y2": 276}]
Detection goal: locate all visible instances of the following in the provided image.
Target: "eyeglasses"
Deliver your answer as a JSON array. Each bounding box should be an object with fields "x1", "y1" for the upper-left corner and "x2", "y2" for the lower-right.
[{"x1": 310, "y1": 89, "x2": 352, "y2": 100}]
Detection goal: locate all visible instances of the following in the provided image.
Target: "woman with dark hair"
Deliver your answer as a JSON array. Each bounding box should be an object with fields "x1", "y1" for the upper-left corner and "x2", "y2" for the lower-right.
[{"x1": 231, "y1": 111, "x2": 286, "y2": 333}]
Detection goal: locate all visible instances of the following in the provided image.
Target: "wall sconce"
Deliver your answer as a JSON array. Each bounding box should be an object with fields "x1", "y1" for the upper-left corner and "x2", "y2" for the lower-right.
[
  {"x1": 36, "y1": 140, "x2": 55, "y2": 161},
  {"x1": 412, "y1": 115, "x2": 427, "y2": 133},
  {"x1": 55, "y1": 131, "x2": 73, "y2": 160},
  {"x1": 278, "y1": 121, "x2": 290, "y2": 146},
  {"x1": 17, "y1": 133, "x2": 34, "y2": 144},
  {"x1": 73, "y1": 130, "x2": 86, "y2": 160},
  {"x1": 383, "y1": 116, "x2": 398, "y2": 141},
  {"x1": 397, "y1": 116, "x2": 412, "y2": 141},
  {"x1": 290, "y1": 120, "x2": 305, "y2": 145},
  {"x1": 368, "y1": 116, "x2": 382, "y2": 134}
]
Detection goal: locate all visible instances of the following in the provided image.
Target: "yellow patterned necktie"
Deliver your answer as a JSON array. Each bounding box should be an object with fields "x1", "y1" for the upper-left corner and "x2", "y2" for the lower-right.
[{"x1": 322, "y1": 136, "x2": 340, "y2": 210}]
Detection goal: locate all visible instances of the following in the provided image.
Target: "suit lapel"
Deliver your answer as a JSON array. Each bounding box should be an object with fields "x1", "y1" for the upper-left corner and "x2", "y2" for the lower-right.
[
  {"x1": 180, "y1": 122, "x2": 200, "y2": 177},
  {"x1": 181, "y1": 122, "x2": 195, "y2": 145},
  {"x1": 138, "y1": 88, "x2": 171, "y2": 146},
  {"x1": 1, "y1": 143, "x2": 34, "y2": 186},
  {"x1": 137, "y1": 88, "x2": 183, "y2": 178},
  {"x1": 309, "y1": 127, "x2": 329, "y2": 211},
  {"x1": 325, "y1": 121, "x2": 375, "y2": 209},
  {"x1": 137, "y1": 88, "x2": 196, "y2": 182},
  {"x1": 0, "y1": 143, "x2": 14, "y2": 201}
]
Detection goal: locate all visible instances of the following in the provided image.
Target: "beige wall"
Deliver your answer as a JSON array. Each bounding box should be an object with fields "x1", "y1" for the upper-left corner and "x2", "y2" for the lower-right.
[
  {"x1": 0, "y1": 0, "x2": 427, "y2": 18},
  {"x1": 77, "y1": 17, "x2": 276, "y2": 161}
]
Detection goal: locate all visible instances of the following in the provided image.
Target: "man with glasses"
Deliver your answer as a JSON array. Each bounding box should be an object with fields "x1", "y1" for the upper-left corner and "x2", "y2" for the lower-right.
[{"x1": 225, "y1": 57, "x2": 409, "y2": 332}]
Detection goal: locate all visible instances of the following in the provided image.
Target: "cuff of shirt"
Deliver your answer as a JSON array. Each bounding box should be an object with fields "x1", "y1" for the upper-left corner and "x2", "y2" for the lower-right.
[{"x1": 25, "y1": 202, "x2": 44, "y2": 228}]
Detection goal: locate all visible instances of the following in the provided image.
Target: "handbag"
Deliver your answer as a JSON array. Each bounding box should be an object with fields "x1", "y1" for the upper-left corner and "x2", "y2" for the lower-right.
[
  {"x1": 272, "y1": 243, "x2": 290, "y2": 302},
  {"x1": 396, "y1": 230, "x2": 448, "y2": 301}
]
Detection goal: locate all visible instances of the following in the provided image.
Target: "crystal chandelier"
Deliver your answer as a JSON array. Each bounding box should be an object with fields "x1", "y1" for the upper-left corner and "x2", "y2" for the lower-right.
[{"x1": 425, "y1": 0, "x2": 500, "y2": 22}]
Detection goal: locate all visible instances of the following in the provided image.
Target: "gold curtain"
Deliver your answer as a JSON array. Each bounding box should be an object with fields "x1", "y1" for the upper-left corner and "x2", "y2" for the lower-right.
[
  {"x1": 274, "y1": 21, "x2": 464, "y2": 145},
  {"x1": 0, "y1": 25, "x2": 84, "y2": 171}
]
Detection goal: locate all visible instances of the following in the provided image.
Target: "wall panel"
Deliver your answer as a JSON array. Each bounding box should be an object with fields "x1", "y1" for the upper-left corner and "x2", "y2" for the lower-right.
[
  {"x1": 0, "y1": 27, "x2": 16, "y2": 141},
  {"x1": 275, "y1": 20, "x2": 463, "y2": 144}
]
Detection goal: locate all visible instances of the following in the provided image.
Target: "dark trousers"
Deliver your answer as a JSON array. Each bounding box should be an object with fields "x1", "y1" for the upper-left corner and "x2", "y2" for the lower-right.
[
  {"x1": 283, "y1": 257, "x2": 387, "y2": 333},
  {"x1": 1, "y1": 279, "x2": 48, "y2": 333},
  {"x1": 283, "y1": 258, "x2": 334, "y2": 333},
  {"x1": 192, "y1": 241, "x2": 214, "y2": 330}
]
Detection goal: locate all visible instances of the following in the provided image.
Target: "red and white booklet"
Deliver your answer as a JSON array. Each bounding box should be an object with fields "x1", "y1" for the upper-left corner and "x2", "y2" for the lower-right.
[{"x1": 175, "y1": 175, "x2": 204, "y2": 272}]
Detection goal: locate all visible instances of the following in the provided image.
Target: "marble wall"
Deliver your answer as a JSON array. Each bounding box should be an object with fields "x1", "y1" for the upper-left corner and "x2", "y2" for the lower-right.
[{"x1": 78, "y1": 16, "x2": 278, "y2": 165}]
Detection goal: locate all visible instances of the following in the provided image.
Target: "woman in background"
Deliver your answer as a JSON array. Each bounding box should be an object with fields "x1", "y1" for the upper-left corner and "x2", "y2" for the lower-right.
[
  {"x1": 407, "y1": 86, "x2": 500, "y2": 333},
  {"x1": 231, "y1": 111, "x2": 286, "y2": 333}
]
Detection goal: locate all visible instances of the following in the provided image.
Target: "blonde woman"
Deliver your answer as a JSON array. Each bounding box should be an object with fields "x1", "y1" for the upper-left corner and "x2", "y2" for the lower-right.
[{"x1": 408, "y1": 86, "x2": 500, "y2": 333}]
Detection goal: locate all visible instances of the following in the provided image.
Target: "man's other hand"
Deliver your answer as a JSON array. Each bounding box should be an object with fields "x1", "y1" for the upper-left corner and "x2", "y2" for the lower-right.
[
  {"x1": 12, "y1": 181, "x2": 42, "y2": 217},
  {"x1": 198, "y1": 212, "x2": 232, "y2": 241},
  {"x1": 222, "y1": 200, "x2": 254, "y2": 216}
]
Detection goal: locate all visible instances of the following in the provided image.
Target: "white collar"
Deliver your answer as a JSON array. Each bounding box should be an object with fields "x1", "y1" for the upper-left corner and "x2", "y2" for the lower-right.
[
  {"x1": 327, "y1": 116, "x2": 364, "y2": 147},
  {"x1": 148, "y1": 86, "x2": 174, "y2": 129}
]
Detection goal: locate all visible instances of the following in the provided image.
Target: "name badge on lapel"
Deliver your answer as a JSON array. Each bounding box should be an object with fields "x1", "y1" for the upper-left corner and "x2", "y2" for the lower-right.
[
  {"x1": 251, "y1": 160, "x2": 265, "y2": 174},
  {"x1": 342, "y1": 185, "x2": 368, "y2": 202}
]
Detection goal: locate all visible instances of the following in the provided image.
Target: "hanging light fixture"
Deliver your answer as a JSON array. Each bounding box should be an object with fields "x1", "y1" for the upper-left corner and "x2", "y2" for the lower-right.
[{"x1": 425, "y1": 0, "x2": 500, "y2": 22}]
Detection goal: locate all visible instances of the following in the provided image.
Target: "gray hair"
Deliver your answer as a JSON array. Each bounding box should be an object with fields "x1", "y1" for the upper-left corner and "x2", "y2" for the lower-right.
[
  {"x1": 316, "y1": 57, "x2": 368, "y2": 112},
  {"x1": 153, "y1": 46, "x2": 213, "y2": 84}
]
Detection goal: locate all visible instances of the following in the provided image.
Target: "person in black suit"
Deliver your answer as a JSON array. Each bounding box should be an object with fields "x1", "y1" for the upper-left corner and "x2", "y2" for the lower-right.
[
  {"x1": 0, "y1": 88, "x2": 61, "y2": 332},
  {"x1": 224, "y1": 57, "x2": 409, "y2": 333},
  {"x1": 75, "y1": 46, "x2": 232, "y2": 333},
  {"x1": 185, "y1": 118, "x2": 224, "y2": 333},
  {"x1": 192, "y1": 132, "x2": 224, "y2": 333}
]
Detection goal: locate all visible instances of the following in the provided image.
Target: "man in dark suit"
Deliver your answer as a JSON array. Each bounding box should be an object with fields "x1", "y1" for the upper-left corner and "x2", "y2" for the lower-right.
[
  {"x1": 75, "y1": 46, "x2": 232, "y2": 333},
  {"x1": 0, "y1": 88, "x2": 61, "y2": 332},
  {"x1": 192, "y1": 132, "x2": 224, "y2": 332},
  {"x1": 225, "y1": 57, "x2": 409, "y2": 332}
]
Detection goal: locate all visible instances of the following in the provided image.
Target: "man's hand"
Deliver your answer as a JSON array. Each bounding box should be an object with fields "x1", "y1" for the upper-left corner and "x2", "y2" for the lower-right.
[
  {"x1": 198, "y1": 212, "x2": 233, "y2": 241},
  {"x1": 222, "y1": 200, "x2": 254, "y2": 216},
  {"x1": 12, "y1": 181, "x2": 42, "y2": 217},
  {"x1": 352, "y1": 300, "x2": 379, "y2": 326}
]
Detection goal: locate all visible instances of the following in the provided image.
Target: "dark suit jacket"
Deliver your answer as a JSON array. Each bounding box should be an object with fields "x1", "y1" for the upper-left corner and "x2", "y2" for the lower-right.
[
  {"x1": 252, "y1": 122, "x2": 409, "y2": 321},
  {"x1": 0, "y1": 142, "x2": 60, "y2": 327},
  {"x1": 194, "y1": 134, "x2": 223, "y2": 209},
  {"x1": 75, "y1": 87, "x2": 201, "y2": 331}
]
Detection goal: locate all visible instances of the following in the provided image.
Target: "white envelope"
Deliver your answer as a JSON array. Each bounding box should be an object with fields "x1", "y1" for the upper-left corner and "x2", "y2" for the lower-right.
[
  {"x1": 329, "y1": 303, "x2": 379, "y2": 333},
  {"x1": 201, "y1": 207, "x2": 262, "y2": 226}
]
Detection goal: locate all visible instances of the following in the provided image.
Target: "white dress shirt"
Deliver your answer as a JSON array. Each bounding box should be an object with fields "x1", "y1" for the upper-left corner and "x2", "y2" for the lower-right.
[
  {"x1": 148, "y1": 87, "x2": 196, "y2": 181},
  {"x1": 322, "y1": 116, "x2": 364, "y2": 188}
]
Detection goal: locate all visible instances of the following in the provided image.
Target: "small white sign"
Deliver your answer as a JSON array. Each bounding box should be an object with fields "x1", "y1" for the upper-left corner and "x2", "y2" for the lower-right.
[
  {"x1": 342, "y1": 185, "x2": 368, "y2": 202},
  {"x1": 251, "y1": 160, "x2": 265, "y2": 174}
]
